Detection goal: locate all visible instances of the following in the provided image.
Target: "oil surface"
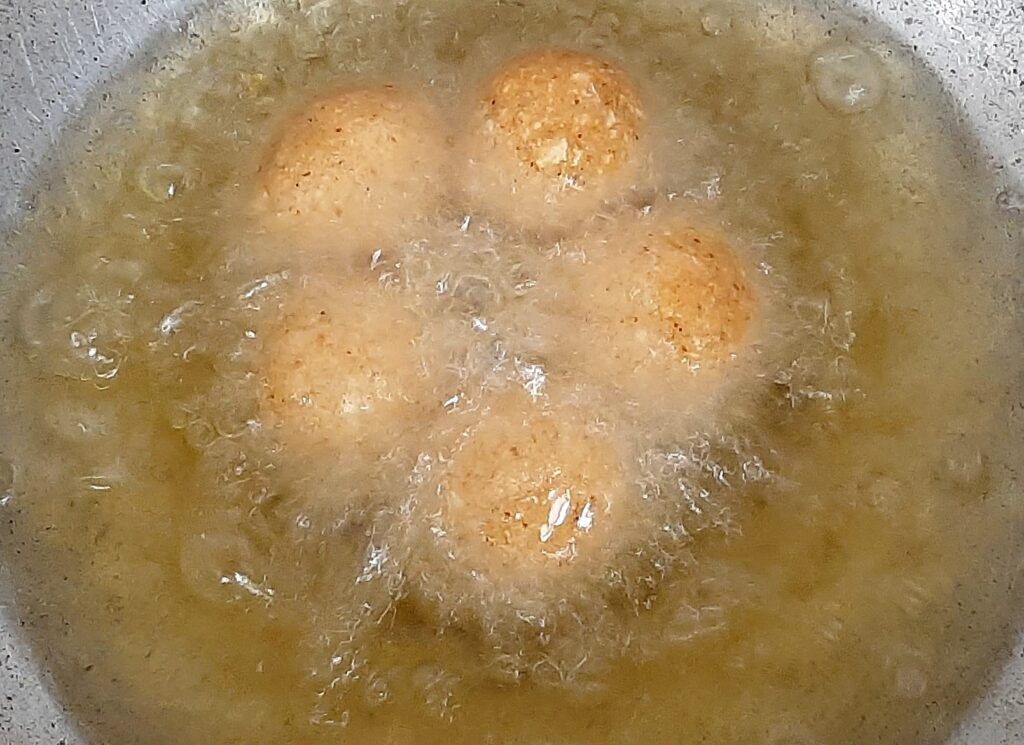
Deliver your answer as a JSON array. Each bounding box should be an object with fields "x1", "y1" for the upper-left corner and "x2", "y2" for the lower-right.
[{"x1": 1, "y1": 1, "x2": 1023, "y2": 744}]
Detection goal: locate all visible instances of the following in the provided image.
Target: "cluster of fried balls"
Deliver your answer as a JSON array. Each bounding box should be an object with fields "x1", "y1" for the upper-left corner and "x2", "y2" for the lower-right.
[{"x1": 251, "y1": 49, "x2": 758, "y2": 647}]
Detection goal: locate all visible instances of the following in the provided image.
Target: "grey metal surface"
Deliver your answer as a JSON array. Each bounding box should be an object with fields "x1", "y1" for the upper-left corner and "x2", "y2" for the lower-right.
[
  {"x1": 0, "y1": 1, "x2": 1020, "y2": 743},
  {"x1": 0, "y1": 1, "x2": 191, "y2": 220},
  {"x1": 830, "y1": 0, "x2": 1023, "y2": 188}
]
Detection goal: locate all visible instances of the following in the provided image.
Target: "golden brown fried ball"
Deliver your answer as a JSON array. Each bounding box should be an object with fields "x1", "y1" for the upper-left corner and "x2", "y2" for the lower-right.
[
  {"x1": 257, "y1": 278, "x2": 432, "y2": 460},
  {"x1": 259, "y1": 86, "x2": 447, "y2": 241},
  {"x1": 550, "y1": 210, "x2": 757, "y2": 397},
  {"x1": 459, "y1": 49, "x2": 647, "y2": 233},
  {"x1": 413, "y1": 389, "x2": 640, "y2": 608},
  {"x1": 405, "y1": 387, "x2": 659, "y2": 683}
]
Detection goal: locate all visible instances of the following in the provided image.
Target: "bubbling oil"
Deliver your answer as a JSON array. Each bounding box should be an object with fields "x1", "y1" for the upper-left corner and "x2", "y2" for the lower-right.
[{"x1": 1, "y1": 1, "x2": 1022, "y2": 745}]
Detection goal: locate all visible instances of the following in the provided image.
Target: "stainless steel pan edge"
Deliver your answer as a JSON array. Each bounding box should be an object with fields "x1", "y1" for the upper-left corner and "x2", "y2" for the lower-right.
[{"x1": 0, "y1": 1, "x2": 1020, "y2": 743}]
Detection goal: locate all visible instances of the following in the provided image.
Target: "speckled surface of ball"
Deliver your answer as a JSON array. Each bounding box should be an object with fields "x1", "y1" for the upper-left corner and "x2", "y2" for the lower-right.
[
  {"x1": 460, "y1": 50, "x2": 647, "y2": 233},
  {"x1": 548, "y1": 210, "x2": 757, "y2": 399},
  {"x1": 411, "y1": 389, "x2": 642, "y2": 608},
  {"x1": 259, "y1": 86, "x2": 448, "y2": 239},
  {"x1": 257, "y1": 278, "x2": 432, "y2": 461}
]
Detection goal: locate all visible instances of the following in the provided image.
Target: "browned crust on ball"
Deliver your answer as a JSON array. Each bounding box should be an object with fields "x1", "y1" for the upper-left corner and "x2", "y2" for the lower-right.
[
  {"x1": 461, "y1": 49, "x2": 647, "y2": 230},
  {"x1": 260, "y1": 86, "x2": 446, "y2": 226}
]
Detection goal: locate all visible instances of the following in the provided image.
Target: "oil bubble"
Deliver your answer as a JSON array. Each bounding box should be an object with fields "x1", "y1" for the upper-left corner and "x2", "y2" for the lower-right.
[
  {"x1": 157, "y1": 300, "x2": 205, "y2": 338},
  {"x1": 76, "y1": 255, "x2": 149, "y2": 285},
  {"x1": 412, "y1": 663, "x2": 461, "y2": 722},
  {"x1": 995, "y1": 187, "x2": 1024, "y2": 214},
  {"x1": 700, "y1": 5, "x2": 733, "y2": 36},
  {"x1": 79, "y1": 459, "x2": 129, "y2": 493},
  {"x1": 66, "y1": 330, "x2": 125, "y2": 381},
  {"x1": 449, "y1": 274, "x2": 500, "y2": 315},
  {"x1": 137, "y1": 161, "x2": 193, "y2": 202},
  {"x1": 808, "y1": 41, "x2": 886, "y2": 115},
  {"x1": 167, "y1": 404, "x2": 193, "y2": 432},
  {"x1": 196, "y1": 437, "x2": 275, "y2": 509},
  {"x1": 178, "y1": 528, "x2": 270, "y2": 605},
  {"x1": 44, "y1": 400, "x2": 118, "y2": 444},
  {"x1": 363, "y1": 672, "x2": 393, "y2": 707},
  {"x1": 0, "y1": 458, "x2": 15, "y2": 507},
  {"x1": 569, "y1": 10, "x2": 622, "y2": 49},
  {"x1": 894, "y1": 664, "x2": 928, "y2": 698},
  {"x1": 434, "y1": 31, "x2": 470, "y2": 64},
  {"x1": 185, "y1": 418, "x2": 219, "y2": 449},
  {"x1": 211, "y1": 395, "x2": 260, "y2": 439},
  {"x1": 940, "y1": 435, "x2": 990, "y2": 494},
  {"x1": 18, "y1": 277, "x2": 134, "y2": 382},
  {"x1": 18, "y1": 285, "x2": 58, "y2": 350}
]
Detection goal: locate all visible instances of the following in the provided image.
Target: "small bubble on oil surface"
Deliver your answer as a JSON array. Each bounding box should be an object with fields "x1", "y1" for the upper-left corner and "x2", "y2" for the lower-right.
[
  {"x1": 0, "y1": 458, "x2": 15, "y2": 507},
  {"x1": 44, "y1": 401, "x2": 118, "y2": 443},
  {"x1": 894, "y1": 664, "x2": 929, "y2": 699},
  {"x1": 700, "y1": 5, "x2": 733, "y2": 36},
  {"x1": 138, "y1": 162, "x2": 193, "y2": 202},
  {"x1": 995, "y1": 187, "x2": 1024, "y2": 214},
  {"x1": 808, "y1": 41, "x2": 886, "y2": 115},
  {"x1": 179, "y1": 529, "x2": 264, "y2": 605}
]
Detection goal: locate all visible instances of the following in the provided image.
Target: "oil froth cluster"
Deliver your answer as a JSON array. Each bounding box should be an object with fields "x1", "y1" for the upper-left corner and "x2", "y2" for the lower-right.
[
  {"x1": 230, "y1": 47, "x2": 770, "y2": 699},
  {"x1": 18, "y1": 46, "x2": 773, "y2": 719}
]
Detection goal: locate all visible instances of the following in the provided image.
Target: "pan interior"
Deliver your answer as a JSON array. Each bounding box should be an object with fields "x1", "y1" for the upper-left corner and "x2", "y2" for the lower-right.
[{"x1": 0, "y1": 1, "x2": 1022, "y2": 745}]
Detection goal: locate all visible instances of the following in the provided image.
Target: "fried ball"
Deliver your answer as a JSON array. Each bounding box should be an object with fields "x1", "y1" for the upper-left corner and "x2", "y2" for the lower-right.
[
  {"x1": 445, "y1": 400, "x2": 626, "y2": 576},
  {"x1": 550, "y1": 210, "x2": 757, "y2": 397},
  {"x1": 459, "y1": 49, "x2": 646, "y2": 233},
  {"x1": 257, "y1": 278, "x2": 432, "y2": 461},
  {"x1": 259, "y1": 86, "x2": 447, "y2": 240},
  {"x1": 407, "y1": 388, "x2": 655, "y2": 682},
  {"x1": 413, "y1": 389, "x2": 641, "y2": 610}
]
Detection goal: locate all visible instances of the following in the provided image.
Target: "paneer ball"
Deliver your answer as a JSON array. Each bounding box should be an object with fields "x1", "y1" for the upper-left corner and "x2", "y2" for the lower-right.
[
  {"x1": 548, "y1": 210, "x2": 758, "y2": 400},
  {"x1": 459, "y1": 49, "x2": 647, "y2": 233},
  {"x1": 259, "y1": 86, "x2": 448, "y2": 242},
  {"x1": 257, "y1": 278, "x2": 432, "y2": 461},
  {"x1": 411, "y1": 388, "x2": 643, "y2": 614}
]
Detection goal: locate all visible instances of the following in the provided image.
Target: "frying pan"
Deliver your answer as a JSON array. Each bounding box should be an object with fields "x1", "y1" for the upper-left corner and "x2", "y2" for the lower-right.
[{"x1": 0, "y1": 0, "x2": 1021, "y2": 742}]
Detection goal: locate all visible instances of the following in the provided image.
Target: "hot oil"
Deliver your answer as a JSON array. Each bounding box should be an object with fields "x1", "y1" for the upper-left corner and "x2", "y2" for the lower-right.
[{"x1": 1, "y1": 1, "x2": 1022, "y2": 744}]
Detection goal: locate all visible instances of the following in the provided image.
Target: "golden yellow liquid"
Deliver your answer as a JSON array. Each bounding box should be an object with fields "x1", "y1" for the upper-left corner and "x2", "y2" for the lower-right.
[{"x1": 1, "y1": 1, "x2": 1022, "y2": 744}]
